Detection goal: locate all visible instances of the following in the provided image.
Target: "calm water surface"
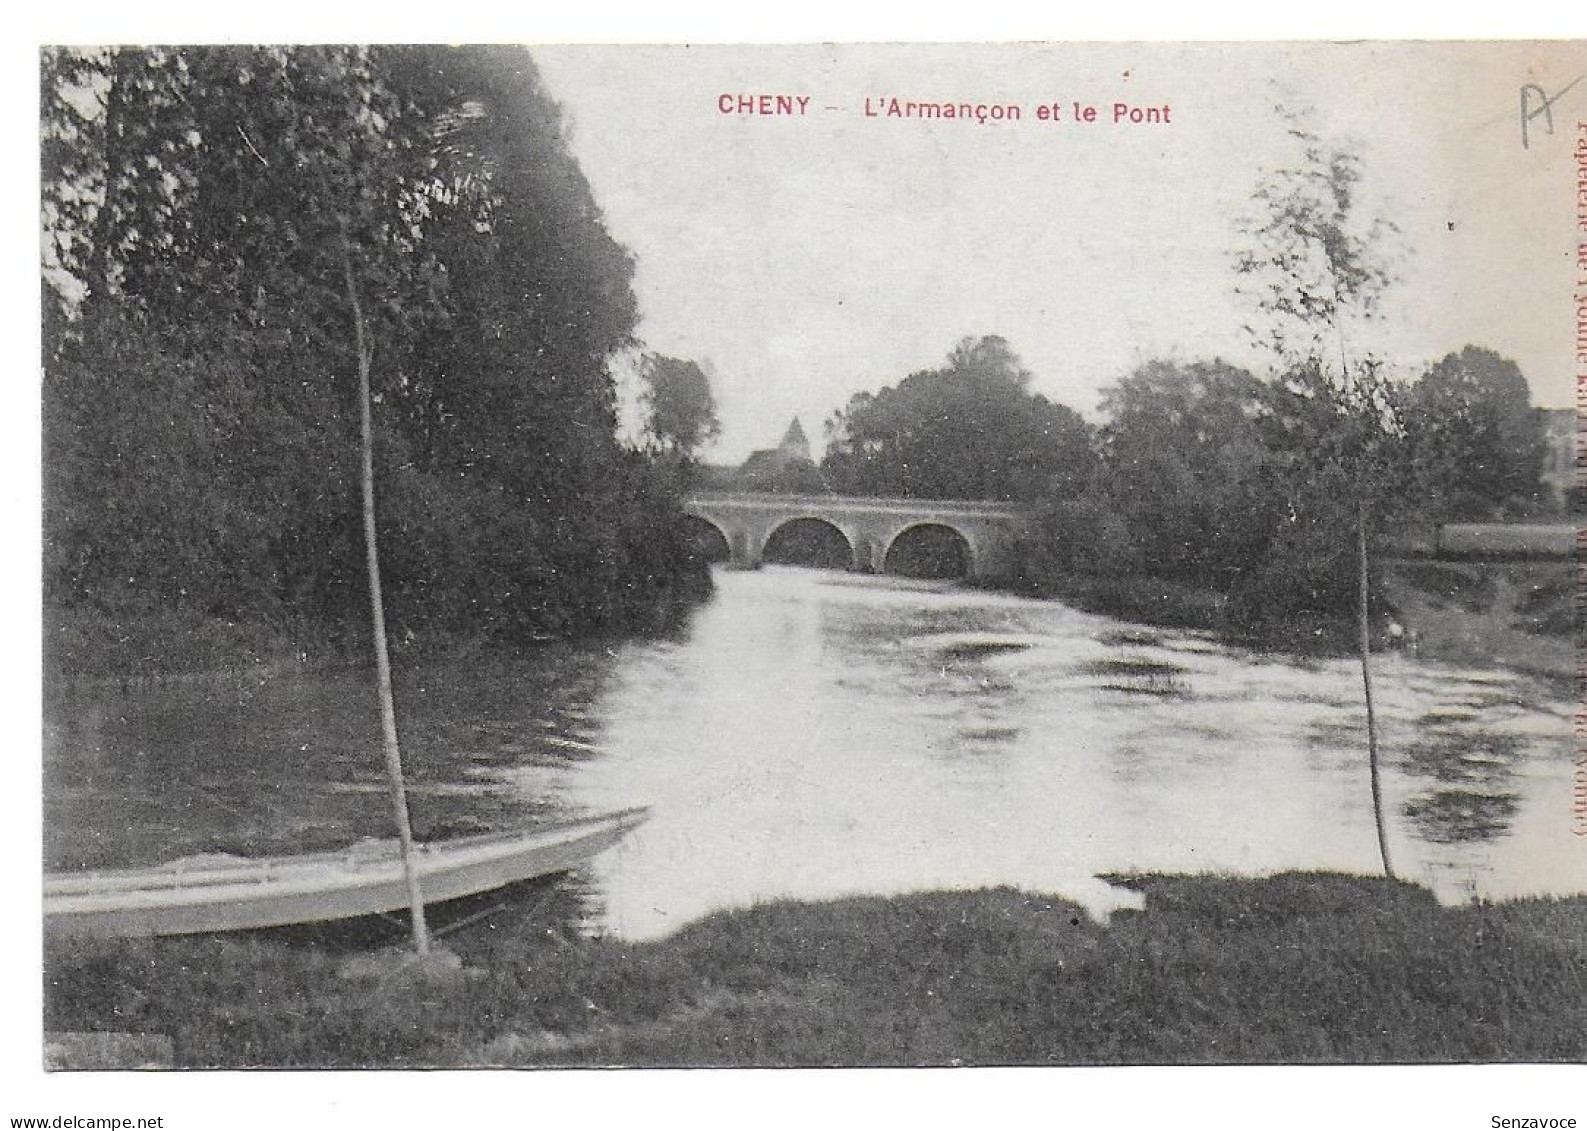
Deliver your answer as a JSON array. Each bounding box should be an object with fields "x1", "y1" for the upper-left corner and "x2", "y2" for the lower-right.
[{"x1": 44, "y1": 567, "x2": 1582, "y2": 939}]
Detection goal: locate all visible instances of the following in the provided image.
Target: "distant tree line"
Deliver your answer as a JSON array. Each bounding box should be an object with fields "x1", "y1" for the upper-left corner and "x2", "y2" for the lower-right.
[
  {"x1": 42, "y1": 45, "x2": 709, "y2": 668},
  {"x1": 819, "y1": 334, "x2": 1550, "y2": 633},
  {"x1": 1033, "y1": 345, "x2": 1548, "y2": 633},
  {"x1": 810, "y1": 104, "x2": 1559, "y2": 646},
  {"x1": 822, "y1": 335, "x2": 1096, "y2": 502}
]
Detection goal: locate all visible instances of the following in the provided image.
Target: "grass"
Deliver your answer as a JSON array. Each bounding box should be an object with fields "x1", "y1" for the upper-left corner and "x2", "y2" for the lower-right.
[
  {"x1": 43, "y1": 872, "x2": 1587, "y2": 1068},
  {"x1": 1023, "y1": 560, "x2": 1575, "y2": 691},
  {"x1": 1379, "y1": 561, "x2": 1575, "y2": 687}
]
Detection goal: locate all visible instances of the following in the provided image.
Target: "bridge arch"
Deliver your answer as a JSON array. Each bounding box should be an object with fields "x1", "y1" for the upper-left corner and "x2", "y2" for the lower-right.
[
  {"x1": 681, "y1": 513, "x2": 731, "y2": 563},
  {"x1": 762, "y1": 516, "x2": 854, "y2": 571},
  {"x1": 882, "y1": 522, "x2": 974, "y2": 579},
  {"x1": 680, "y1": 493, "x2": 1019, "y2": 581}
]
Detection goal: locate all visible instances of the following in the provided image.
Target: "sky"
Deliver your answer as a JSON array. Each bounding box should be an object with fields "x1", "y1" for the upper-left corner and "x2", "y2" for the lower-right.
[{"x1": 534, "y1": 41, "x2": 1585, "y2": 462}]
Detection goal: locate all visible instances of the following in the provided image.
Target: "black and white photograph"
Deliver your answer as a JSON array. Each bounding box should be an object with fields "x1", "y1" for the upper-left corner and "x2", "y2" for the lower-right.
[{"x1": 18, "y1": 25, "x2": 1587, "y2": 1128}]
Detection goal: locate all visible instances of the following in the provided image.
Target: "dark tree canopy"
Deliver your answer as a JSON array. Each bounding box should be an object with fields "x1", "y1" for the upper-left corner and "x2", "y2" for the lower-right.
[
  {"x1": 1035, "y1": 354, "x2": 1403, "y2": 621},
  {"x1": 41, "y1": 45, "x2": 706, "y2": 662},
  {"x1": 1098, "y1": 359, "x2": 1283, "y2": 584},
  {"x1": 1226, "y1": 109, "x2": 1414, "y2": 633},
  {"x1": 1238, "y1": 357, "x2": 1413, "y2": 622},
  {"x1": 821, "y1": 336, "x2": 1095, "y2": 501},
  {"x1": 1405, "y1": 346, "x2": 1543, "y2": 518},
  {"x1": 640, "y1": 353, "x2": 721, "y2": 459}
]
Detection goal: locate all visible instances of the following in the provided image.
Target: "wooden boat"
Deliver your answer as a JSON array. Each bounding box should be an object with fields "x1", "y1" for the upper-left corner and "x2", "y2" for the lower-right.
[{"x1": 44, "y1": 807, "x2": 648, "y2": 939}]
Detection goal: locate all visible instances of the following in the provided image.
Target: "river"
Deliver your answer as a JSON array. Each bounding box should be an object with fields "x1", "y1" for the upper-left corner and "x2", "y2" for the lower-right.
[{"x1": 43, "y1": 566, "x2": 1582, "y2": 940}]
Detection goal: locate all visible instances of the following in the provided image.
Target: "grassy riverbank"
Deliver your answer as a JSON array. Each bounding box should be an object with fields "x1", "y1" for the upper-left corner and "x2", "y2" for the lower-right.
[
  {"x1": 43, "y1": 872, "x2": 1587, "y2": 1067},
  {"x1": 1017, "y1": 559, "x2": 1575, "y2": 683},
  {"x1": 1380, "y1": 561, "x2": 1576, "y2": 687}
]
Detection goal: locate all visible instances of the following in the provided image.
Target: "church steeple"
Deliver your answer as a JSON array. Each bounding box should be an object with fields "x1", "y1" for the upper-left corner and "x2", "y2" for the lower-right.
[{"x1": 778, "y1": 417, "x2": 811, "y2": 462}]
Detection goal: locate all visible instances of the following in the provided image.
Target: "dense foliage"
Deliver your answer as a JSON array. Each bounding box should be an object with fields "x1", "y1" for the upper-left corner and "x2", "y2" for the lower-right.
[
  {"x1": 812, "y1": 325, "x2": 1545, "y2": 633},
  {"x1": 1013, "y1": 114, "x2": 1551, "y2": 638},
  {"x1": 41, "y1": 46, "x2": 709, "y2": 667},
  {"x1": 1404, "y1": 346, "x2": 1545, "y2": 518},
  {"x1": 1097, "y1": 359, "x2": 1281, "y2": 584},
  {"x1": 1015, "y1": 345, "x2": 1546, "y2": 633},
  {"x1": 639, "y1": 353, "x2": 721, "y2": 461},
  {"x1": 821, "y1": 335, "x2": 1096, "y2": 502}
]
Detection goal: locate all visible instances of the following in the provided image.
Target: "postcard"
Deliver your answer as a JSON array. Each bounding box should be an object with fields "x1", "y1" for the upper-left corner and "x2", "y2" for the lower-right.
[{"x1": 22, "y1": 36, "x2": 1587, "y2": 1130}]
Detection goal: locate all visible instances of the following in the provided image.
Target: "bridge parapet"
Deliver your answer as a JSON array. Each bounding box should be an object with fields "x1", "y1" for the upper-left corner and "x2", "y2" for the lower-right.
[
  {"x1": 683, "y1": 492, "x2": 1024, "y2": 581},
  {"x1": 685, "y1": 492, "x2": 1022, "y2": 518}
]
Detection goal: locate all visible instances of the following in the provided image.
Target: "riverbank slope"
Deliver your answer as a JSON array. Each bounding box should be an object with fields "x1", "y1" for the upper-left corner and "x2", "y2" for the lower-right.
[
  {"x1": 44, "y1": 872, "x2": 1586, "y2": 1067},
  {"x1": 1017, "y1": 558, "x2": 1574, "y2": 685}
]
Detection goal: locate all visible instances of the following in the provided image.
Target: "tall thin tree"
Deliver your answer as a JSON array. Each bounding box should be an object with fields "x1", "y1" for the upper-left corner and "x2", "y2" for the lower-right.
[{"x1": 1235, "y1": 108, "x2": 1402, "y2": 879}]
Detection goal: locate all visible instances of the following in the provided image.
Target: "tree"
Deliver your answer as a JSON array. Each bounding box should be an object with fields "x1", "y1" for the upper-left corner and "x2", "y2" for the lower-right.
[
  {"x1": 1098, "y1": 358, "x2": 1282, "y2": 587},
  {"x1": 1234, "y1": 110, "x2": 1399, "y2": 368},
  {"x1": 822, "y1": 335, "x2": 1095, "y2": 501},
  {"x1": 42, "y1": 47, "x2": 404, "y2": 624},
  {"x1": 639, "y1": 353, "x2": 721, "y2": 460},
  {"x1": 1234, "y1": 108, "x2": 1406, "y2": 880},
  {"x1": 1244, "y1": 357, "x2": 1409, "y2": 624},
  {"x1": 42, "y1": 45, "x2": 721, "y2": 950},
  {"x1": 41, "y1": 46, "x2": 702, "y2": 652},
  {"x1": 1405, "y1": 346, "x2": 1542, "y2": 518}
]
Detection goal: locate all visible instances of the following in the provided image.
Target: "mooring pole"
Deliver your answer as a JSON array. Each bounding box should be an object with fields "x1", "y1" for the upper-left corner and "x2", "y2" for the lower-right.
[
  {"x1": 340, "y1": 223, "x2": 431, "y2": 954},
  {"x1": 1358, "y1": 498, "x2": 1395, "y2": 881}
]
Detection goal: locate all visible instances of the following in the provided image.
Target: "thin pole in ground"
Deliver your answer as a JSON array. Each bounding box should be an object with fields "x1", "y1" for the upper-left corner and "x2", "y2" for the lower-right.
[{"x1": 339, "y1": 219, "x2": 431, "y2": 954}]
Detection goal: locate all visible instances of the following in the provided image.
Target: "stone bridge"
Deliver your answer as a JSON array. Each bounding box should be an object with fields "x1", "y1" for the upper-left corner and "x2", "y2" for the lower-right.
[{"x1": 682, "y1": 493, "x2": 1024, "y2": 582}]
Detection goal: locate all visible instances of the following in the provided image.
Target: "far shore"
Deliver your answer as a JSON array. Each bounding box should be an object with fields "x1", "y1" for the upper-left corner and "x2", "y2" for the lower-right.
[
  {"x1": 1012, "y1": 557, "x2": 1574, "y2": 689},
  {"x1": 43, "y1": 557, "x2": 1575, "y2": 691}
]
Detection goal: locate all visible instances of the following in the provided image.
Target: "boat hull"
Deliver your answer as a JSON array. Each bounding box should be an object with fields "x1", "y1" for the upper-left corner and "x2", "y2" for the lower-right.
[{"x1": 44, "y1": 808, "x2": 648, "y2": 939}]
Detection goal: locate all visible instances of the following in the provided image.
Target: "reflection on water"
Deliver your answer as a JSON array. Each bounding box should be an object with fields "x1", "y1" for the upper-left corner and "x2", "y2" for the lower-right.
[
  {"x1": 43, "y1": 566, "x2": 1583, "y2": 941},
  {"x1": 42, "y1": 653, "x2": 616, "y2": 870},
  {"x1": 1403, "y1": 790, "x2": 1521, "y2": 845},
  {"x1": 569, "y1": 568, "x2": 1581, "y2": 938},
  {"x1": 1082, "y1": 656, "x2": 1191, "y2": 698},
  {"x1": 1399, "y1": 728, "x2": 1526, "y2": 846}
]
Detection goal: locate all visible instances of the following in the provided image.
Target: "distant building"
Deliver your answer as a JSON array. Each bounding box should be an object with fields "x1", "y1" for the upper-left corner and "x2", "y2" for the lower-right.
[
  {"x1": 737, "y1": 418, "x2": 827, "y2": 494},
  {"x1": 1535, "y1": 407, "x2": 1577, "y2": 511},
  {"x1": 742, "y1": 418, "x2": 810, "y2": 468}
]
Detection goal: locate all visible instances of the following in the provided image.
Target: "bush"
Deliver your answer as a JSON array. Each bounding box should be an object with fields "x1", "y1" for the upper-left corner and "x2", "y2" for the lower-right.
[{"x1": 1013, "y1": 496, "x2": 1137, "y2": 584}]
